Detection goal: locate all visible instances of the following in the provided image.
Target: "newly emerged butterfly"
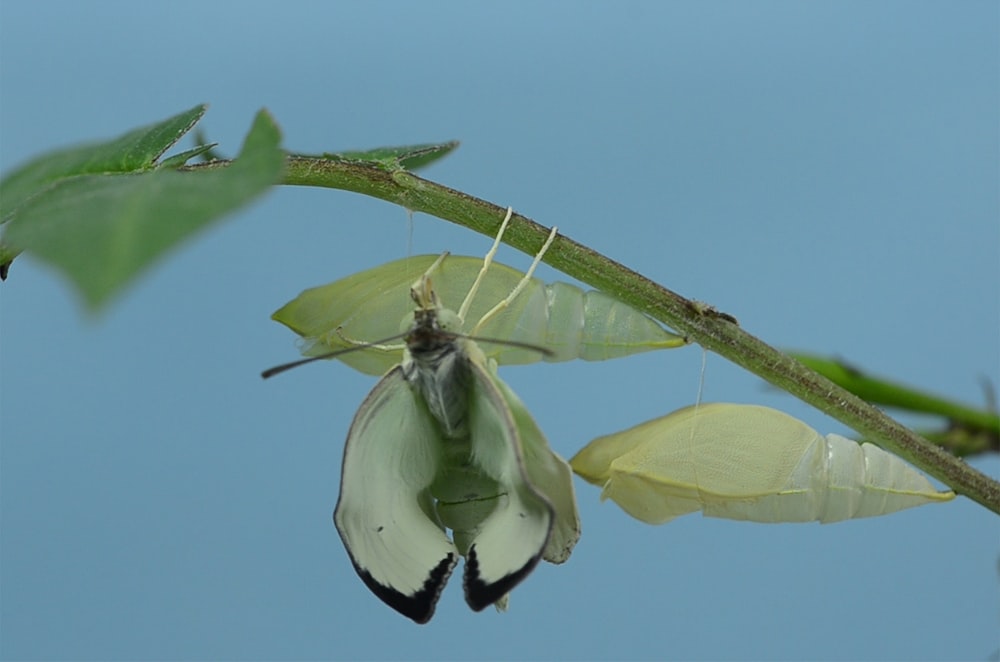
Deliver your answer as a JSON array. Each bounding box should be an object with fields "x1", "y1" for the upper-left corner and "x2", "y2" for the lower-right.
[
  {"x1": 271, "y1": 251, "x2": 686, "y2": 377},
  {"x1": 265, "y1": 209, "x2": 580, "y2": 623},
  {"x1": 571, "y1": 403, "x2": 954, "y2": 525}
]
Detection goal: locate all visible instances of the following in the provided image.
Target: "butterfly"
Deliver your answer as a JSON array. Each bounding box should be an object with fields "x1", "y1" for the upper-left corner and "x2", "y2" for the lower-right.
[{"x1": 265, "y1": 208, "x2": 580, "y2": 622}]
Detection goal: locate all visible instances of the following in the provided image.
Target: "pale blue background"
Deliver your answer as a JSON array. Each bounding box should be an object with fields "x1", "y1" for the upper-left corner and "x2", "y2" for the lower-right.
[{"x1": 2, "y1": 2, "x2": 998, "y2": 660}]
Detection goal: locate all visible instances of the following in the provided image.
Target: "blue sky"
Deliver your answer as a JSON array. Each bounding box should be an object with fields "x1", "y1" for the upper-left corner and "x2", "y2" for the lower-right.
[{"x1": 2, "y1": 2, "x2": 997, "y2": 660}]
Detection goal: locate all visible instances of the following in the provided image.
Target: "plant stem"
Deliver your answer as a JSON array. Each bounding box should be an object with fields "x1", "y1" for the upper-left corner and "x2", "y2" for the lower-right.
[{"x1": 278, "y1": 155, "x2": 1000, "y2": 516}]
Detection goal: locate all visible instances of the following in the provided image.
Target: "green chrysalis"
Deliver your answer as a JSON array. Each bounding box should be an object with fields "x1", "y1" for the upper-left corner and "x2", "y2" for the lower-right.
[
  {"x1": 571, "y1": 403, "x2": 954, "y2": 525},
  {"x1": 271, "y1": 245, "x2": 686, "y2": 377}
]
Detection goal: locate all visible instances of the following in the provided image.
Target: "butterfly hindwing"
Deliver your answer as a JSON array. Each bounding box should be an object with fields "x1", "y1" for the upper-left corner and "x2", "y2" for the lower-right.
[
  {"x1": 491, "y1": 375, "x2": 581, "y2": 564},
  {"x1": 334, "y1": 366, "x2": 459, "y2": 624},
  {"x1": 460, "y1": 356, "x2": 556, "y2": 611}
]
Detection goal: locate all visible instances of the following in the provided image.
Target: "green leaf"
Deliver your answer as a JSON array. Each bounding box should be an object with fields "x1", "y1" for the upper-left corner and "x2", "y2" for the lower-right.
[
  {"x1": 3, "y1": 109, "x2": 285, "y2": 310},
  {"x1": 320, "y1": 141, "x2": 459, "y2": 171},
  {"x1": 788, "y1": 352, "x2": 1000, "y2": 436},
  {"x1": 0, "y1": 104, "x2": 211, "y2": 276},
  {"x1": 914, "y1": 426, "x2": 999, "y2": 457},
  {"x1": 190, "y1": 128, "x2": 227, "y2": 162},
  {"x1": 157, "y1": 143, "x2": 219, "y2": 169},
  {"x1": 0, "y1": 104, "x2": 208, "y2": 220}
]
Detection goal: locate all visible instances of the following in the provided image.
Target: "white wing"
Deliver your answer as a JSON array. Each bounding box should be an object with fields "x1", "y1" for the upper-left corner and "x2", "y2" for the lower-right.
[
  {"x1": 458, "y1": 357, "x2": 555, "y2": 611},
  {"x1": 333, "y1": 366, "x2": 458, "y2": 624},
  {"x1": 489, "y1": 373, "x2": 580, "y2": 564}
]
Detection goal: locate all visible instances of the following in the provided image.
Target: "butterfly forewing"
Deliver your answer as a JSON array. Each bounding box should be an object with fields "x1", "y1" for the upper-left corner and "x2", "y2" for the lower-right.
[{"x1": 334, "y1": 366, "x2": 459, "y2": 624}]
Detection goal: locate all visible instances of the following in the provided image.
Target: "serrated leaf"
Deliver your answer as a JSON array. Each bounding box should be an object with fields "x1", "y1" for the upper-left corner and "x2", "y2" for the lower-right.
[
  {"x1": 321, "y1": 141, "x2": 459, "y2": 171},
  {"x1": 0, "y1": 104, "x2": 208, "y2": 221},
  {"x1": 3, "y1": 109, "x2": 284, "y2": 310}
]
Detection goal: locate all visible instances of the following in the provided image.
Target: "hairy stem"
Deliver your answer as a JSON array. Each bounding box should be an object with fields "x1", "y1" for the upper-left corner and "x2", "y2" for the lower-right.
[{"x1": 277, "y1": 155, "x2": 1000, "y2": 515}]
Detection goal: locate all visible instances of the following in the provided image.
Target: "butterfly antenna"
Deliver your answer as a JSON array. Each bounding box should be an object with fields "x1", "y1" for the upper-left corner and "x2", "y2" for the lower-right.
[
  {"x1": 452, "y1": 332, "x2": 555, "y2": 358},
  {"x1": 261, "y1": 331, "x2": 409, "y2": 379}
]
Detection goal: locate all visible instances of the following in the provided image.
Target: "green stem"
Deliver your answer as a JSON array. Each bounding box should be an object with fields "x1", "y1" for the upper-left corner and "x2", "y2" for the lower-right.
[{"x1": 278, "y1": 155, "x2": 1000, "y2": 515}]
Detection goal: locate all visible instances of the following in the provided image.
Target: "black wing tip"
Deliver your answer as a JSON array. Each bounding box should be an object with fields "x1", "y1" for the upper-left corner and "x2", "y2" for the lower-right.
[
  {"x1": 462, "y1": 543, "x2": 544, "y2": 612},
  {"x1": 355, "y1": 553, "x2": 457, "y2": 624}
]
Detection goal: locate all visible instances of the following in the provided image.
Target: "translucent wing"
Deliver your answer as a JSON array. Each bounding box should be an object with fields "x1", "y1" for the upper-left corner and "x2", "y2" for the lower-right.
[
  {"x1": 271, "y1": 254, "x2": 685, "y2": 376},
  {"x1": 333, "y1": 366, "x2": 458, "y2": 624},
  {"x1": 570, "y1": 403, "x2": 954, "y2": 525}
]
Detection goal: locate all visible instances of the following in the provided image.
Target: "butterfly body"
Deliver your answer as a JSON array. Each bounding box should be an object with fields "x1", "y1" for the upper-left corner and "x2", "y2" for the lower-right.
[{"x1": 403, "y1": 307, "x2": 474, "y2": 439}]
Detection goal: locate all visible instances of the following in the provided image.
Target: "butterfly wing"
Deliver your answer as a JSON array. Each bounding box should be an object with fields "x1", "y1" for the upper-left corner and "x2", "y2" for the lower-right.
[
  {"x1": 334, "y1": 366, "x2": 459, "y2": 624},
  {"x1": 460, "y1": 356, "x2": 556, "y2": 611},
  {"x1": 490, "y1": 375, "x2": 581, "y2": 564}
]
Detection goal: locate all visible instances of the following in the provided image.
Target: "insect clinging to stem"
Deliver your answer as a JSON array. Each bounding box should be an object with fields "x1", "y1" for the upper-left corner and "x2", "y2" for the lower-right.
[{"x1": 264, "y1": 208, "x2": 580, "y2": 623}]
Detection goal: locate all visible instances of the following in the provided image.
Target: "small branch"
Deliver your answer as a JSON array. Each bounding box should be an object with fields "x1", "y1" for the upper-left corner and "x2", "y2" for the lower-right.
[{"x1": 278, "y1": 155, "x2": 1000, "y2": 515}]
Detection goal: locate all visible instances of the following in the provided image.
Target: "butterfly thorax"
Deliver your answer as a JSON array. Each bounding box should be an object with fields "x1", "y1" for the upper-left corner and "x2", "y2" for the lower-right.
[{"x1": 403, "y1": 307, "x2": 473, "y2": 440}]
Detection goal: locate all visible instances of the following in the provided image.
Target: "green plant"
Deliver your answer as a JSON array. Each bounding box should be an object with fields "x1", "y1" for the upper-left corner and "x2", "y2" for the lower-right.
[{"x1": 3, "y1": 105, "x2": 997, "y2": 516}]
